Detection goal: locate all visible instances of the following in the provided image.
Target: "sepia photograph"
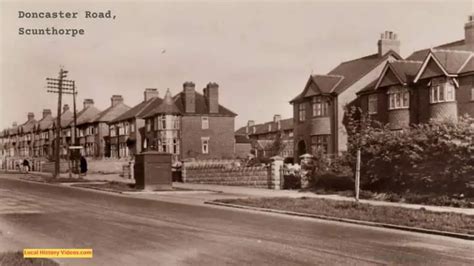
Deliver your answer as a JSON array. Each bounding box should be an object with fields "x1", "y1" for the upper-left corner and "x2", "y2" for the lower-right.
[{"x1": 0, "y1": 0, "x2": 473, "y2": 265}]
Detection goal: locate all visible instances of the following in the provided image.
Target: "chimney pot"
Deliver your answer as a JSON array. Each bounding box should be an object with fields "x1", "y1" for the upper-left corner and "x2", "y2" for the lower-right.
[
  {"x1": 63, "y1": 104, "x2": 70, "y2": 112},
  {"x1": 27, "y1": 112, "x2": 34, "y2": 121},
  {"x1": 377, "y1": 30, "x2": 400, "y2": 56}
]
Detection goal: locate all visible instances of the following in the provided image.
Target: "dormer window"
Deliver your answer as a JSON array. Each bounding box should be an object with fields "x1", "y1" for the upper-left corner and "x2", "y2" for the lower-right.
[
  {"x1": 430, "y1": 77, "x2": 455, "y2": 104},
  {"x1": 388, "y1": 86, "x2": 409, "y2": 110}
]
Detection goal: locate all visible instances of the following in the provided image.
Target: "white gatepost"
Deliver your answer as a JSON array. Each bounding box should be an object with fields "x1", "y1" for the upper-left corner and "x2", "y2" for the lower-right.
[{"x1": 270, "y1": 156, "x2": 284, "y2": 190}]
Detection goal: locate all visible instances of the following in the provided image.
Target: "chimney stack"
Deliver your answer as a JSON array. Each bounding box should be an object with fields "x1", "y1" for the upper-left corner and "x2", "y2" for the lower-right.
[
  {"x1": 183, "y1": 81, "x2": 196, "y2": 113},
  {"x1": 144, "y1": 88, "x2": 159, "y2": 101},
  {"x1": 465, "y1": 14, "x2": 474, "y2": 50},
  {"x1": 273, "y1": 114, "x2": 281, "y2": 123},
  {"x1": 42, "y1": 109, "x2": 52, "y2": 119},
  {"x1": 377, "y1": 31, "x2": 400, "y2": 56},
  {"x1": 111, "y1": 95, "x2": 124, "y2": 107},
  {"x1": 204, "y1": 82, "x2": 219, "y2": 114},
  {"x1": 83, "y1": 99, "x2": 94, "y2": 109},
  {"x1": 12, "y1": 122, "x2": 17, "y2": 127},
  {"x1": 27, "y1": 112, "x2": 34, "y2": 121},
  {"x1": 63, "y1": 104, "x2": 70, "y2": 113}
]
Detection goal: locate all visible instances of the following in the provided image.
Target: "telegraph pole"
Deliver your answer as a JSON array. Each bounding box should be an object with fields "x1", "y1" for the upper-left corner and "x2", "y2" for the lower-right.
[{"x1": 46, "y1": 68, "x2": 74, "y2": 178}]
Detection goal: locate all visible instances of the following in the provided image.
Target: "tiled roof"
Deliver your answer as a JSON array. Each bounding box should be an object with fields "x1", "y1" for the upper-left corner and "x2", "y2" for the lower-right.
[
  {"x1": 74, "y1": 106, "x2": 102, "y2": 126},
  {"x1": 328, "y1": 51, "x2": 401, "y2": 94},
  {"x1": 143, "y1": 90, "x2": 181, "y2": 117},
  {"x1": 19, "y1": 119, "x2": 37, "y2": 134},
  {"x1": 52, "y1": 110, "x2": 73, "y2": 129},
  {"x1": 92, "y1": 103, "x2": 131, "y2": 123},
  {"x1": 110, "y1": 97, "x2": 163, "y2": 123},
  {"x1": 235, "y1": 118, "x2": 293, "y2": 136},
  {"x1": 407, "y1": 39, "x2": 473, "y2": 61},
  {"x1": 235, "y1": 135, "x2": 251, "y2": 144},
  {"x1": 389, "y1": 60, "x2": 423, "y2": 83},
  {"x1": 431, "y1": 49, "x2": 473, "y2": 74},
  {"x1": 359, "y1": 60, "x2": 423, "y2": 94},
  {"x1": 36, "y1": 115, "x2": 54, "y2": 131},
  {"x1": 173, "y1": 91, "x2": 236, "y2": 116},
  {"x1": 460, "y1": 55, "x2": 474, "y2": 73},
  {"x1": 290, "y1": 75, "x2": 344, "y2": 102}
]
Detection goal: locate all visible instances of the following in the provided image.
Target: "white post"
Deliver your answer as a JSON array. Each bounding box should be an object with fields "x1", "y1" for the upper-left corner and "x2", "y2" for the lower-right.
[{"x1": 355, "y1": 148, "x2": 361, "y2": 202}]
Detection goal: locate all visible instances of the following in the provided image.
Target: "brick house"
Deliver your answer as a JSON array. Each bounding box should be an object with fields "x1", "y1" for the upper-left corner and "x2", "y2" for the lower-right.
[
  {"x1": 1, "y1": 122, "x2": 19, "y2": 157},
  {"x1": 109, "y1": 88, "x2": 163, "y2": 158},
  {"x1": 142, "y1": 82, "x2": 236, "y2": 161},
  {"x1": 358, "y1": 15, "x2": 474, "y2": 128},
  {"x1": 290, "y1": 31, "x2": 402, "y2": 158},
  {"x1": 32, "y1": 109, "x2": 54, "y2": 158},
  {"x1": 235, "y1": 115, "x2": 294, "y2": 159},
  {"x1": 17, "y1": 112, "x2": 37, "y2": 157},
  {"x1": 74, "y1": 99, "x2": 102, "y2": 157},
  {"x1": 51, "y1": 104, "x2": 74, "y2": 157},
  {"x1": 78, "y1": 95, "x2": 130, "y2": 158}
]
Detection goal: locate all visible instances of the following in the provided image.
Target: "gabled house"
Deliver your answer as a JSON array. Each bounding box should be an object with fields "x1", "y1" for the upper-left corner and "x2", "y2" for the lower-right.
[
  {"x1": 51, "y1": 104, "x2": 74, "y2": 157},
  {"x1": 17, "y1": 112, "x2": 37, "y2": 157},
  {"x1": 142, "y1": 82, "x2": 237, "y2": 161},
  {"x1": 290, "y1": 31, "x2": 402, "y2": 158},
  {"x1": 358, "y1": 15, "x2": 474, "y2": 128},
  {"x1": 74, "y1": 99, "x2": 102, "y2": 157},
  {"x1": 109, "y1": 88, "x2": 163, "y2": 158}
]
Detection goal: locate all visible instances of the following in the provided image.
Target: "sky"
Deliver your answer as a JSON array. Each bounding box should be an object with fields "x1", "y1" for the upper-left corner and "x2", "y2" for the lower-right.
[{"x1": 0, "y1": 0, "x2": 473, "y2": 130}]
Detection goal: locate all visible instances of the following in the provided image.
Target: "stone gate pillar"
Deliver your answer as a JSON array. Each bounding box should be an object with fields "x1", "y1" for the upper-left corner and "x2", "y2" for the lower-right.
[{"x1": 270, "y1": 156, "x2": 284, "y2": 190}]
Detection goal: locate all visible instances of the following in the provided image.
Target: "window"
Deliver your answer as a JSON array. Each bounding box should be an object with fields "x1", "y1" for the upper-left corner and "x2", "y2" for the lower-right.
[
  {"x1": 172, "y1": 116, "x2": 180, "y2": 129},
  {"x1": 157, "y1": 115, "x2": 166, "y2": 130},
  {"x1": 124, "y1": 122, "x2": 129, "y2": 134},
  {"x1": 130, "y1": 122, "x2": 135, "y2": 132},
  {"x1": 430, "y1": 77, "x2": 455, "y2": 103},
  {"x1": 311, "y1": 135, "x2": 329, "y2": 153},
  {"x1": 368, "y1": 94, "x2": 378, "y2": 114},
  {"x1": 146, "y1": 119, "x2": 151, "y2": 132},
  {"x1": 110, "y1": 126, "x2": 116, "y2": 137},
  {"x1": 201, "y1": 137, "x2": 210, "y2": 154},
  {"x1": 312, "y1": 96, "x2": 328, "y2": 117},
  {"x1": 154, "y1": 117, "x2": 159, "y2": 131},
  {"x1": 471, "y1": 88, "x2": 474, "y2": 101},
  {"x1": 201, "y1": 116, "x2": 209, "y2": 129},
  {"x1": 268, "y1": 124, "x2": 272, "y2": 131},
  {"x1": 388, "y1": 86, "x2": 409, "y2": 110},
  {"x1": 298, "y1": 103, "x2": 306, "y2": 122},
  {"x1": 173, "y1": 138, "x2": 179, "y2": 154}
]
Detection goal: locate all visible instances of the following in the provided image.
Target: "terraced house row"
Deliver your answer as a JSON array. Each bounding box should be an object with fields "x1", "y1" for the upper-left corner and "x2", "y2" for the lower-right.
[
  {"x1": 237, "y1": 15, "x2": 474, "y2": 161},
  {"x1": 0, "y1": 82, "x2": 236, "y2": 162}
]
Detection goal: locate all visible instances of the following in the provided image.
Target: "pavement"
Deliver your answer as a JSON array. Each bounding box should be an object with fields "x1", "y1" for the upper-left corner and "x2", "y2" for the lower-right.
[
  {"x1": 29, "y1": 170, "x2": 474, "y2": 215},
  {"x1": 1, "y1": 172, "x2": 474, "y2": 265}
]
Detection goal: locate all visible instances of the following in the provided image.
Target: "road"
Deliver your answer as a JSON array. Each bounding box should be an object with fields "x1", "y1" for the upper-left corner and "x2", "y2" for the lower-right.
[{"x1": 0, "y1": 174, "x2": 473, "y2": 265}]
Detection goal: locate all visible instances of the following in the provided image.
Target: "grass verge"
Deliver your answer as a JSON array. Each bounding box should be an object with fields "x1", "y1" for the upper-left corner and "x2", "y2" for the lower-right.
[
  {"x1": 215, "y1": 197, "x2": 474, "y2": 235},
  {"x1": 72, "y1": 181, "x2": 190, "y2": 192},
  {"x1": 0, "y1": 251, "x2": 58, "y2": 266}
]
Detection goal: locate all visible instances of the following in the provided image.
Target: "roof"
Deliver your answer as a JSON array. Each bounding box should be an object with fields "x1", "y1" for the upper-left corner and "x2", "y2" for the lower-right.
[
  {"x1": 235, "y1": 135, "x2": 251, "y2": 144},
  {"x1": 407, "y1": 39, "x2": 472, "y2": 60},
  {"x1": 19, "y1": 118, "x2": 37, "y2": 134},
  {"x1": 235, "y1": 118, "x2": 293, "y2": 136},
  {"x1": 290, "y1": 75, "x2": 344, "y2": 102},
  {"x1": 328, "y1": 51, "x2": 401, "y2": 94},
  {"x1": 360, "y1": 60, "x2": 422, "y2": 94},
  {"x1": 143, "y1": 89, "x2": 181, "y2": 117},
  {"x1": 110, "y1": 97, "x2": 163, "y2": 123},
  {"x1": 92, "y1": 103, "x2": 131, "y2": 123},
  {"x1": 75, "y1": 106, "x2": 102, "y2": 126},
  {"x1": 414, "y1": 49, "x2": 474, "y2": 82},
  {"x1": 35, "y1": 115, "x2": 55, "y2": 131},
  {"x1": 52, "y1": 110, "x2": 73, "y2": 129},
  {"x1": 291, "y1": 51, "x2": 401, "y2": 102},
  {"x1": 173, "y1": 91, "x2": 237, "y2": 116}
]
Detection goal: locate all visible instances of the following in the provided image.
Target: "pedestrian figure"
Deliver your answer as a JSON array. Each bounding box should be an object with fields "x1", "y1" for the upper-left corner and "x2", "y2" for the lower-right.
[
  {"x1": 80, "y1": 156, "x2": 88, "y2": 176},
  {"x1": 22, "y1": 159, "x2": 30, "y2": 173}
]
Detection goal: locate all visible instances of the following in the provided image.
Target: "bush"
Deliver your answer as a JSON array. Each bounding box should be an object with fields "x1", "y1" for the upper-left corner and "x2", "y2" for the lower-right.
[{"x1": 346, "y1": 107, "x2": 474, "y2": 195}]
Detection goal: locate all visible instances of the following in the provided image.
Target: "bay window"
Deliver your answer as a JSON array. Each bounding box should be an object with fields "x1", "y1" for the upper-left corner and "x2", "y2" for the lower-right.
[
  {"x1": 430, "y1": 77, "x2": 455, "y2": 103},
  {"x1": 312, "y1": 96, "x2": 328, "y2": 117},
  {"x1": 388, "y1": 86, "x2": 409, "y2": 110},
  {"x1": 298, "y1": 103, "x2": 306, "y2": 122},
  {"x1": 368, "y1": 94, "x2": 378, "y2": 114}
]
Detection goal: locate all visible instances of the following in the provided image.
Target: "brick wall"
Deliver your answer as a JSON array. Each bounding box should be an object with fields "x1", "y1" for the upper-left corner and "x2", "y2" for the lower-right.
[
  {"x1": 180, "y1": 116, "x2": 235, "y2": 159},
  {"x1": 184, "y1": 164, "x2": 270, "y2": 188},
  {"x1": 388, "y1": 109, "x2": 410, "y2": 130}
]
